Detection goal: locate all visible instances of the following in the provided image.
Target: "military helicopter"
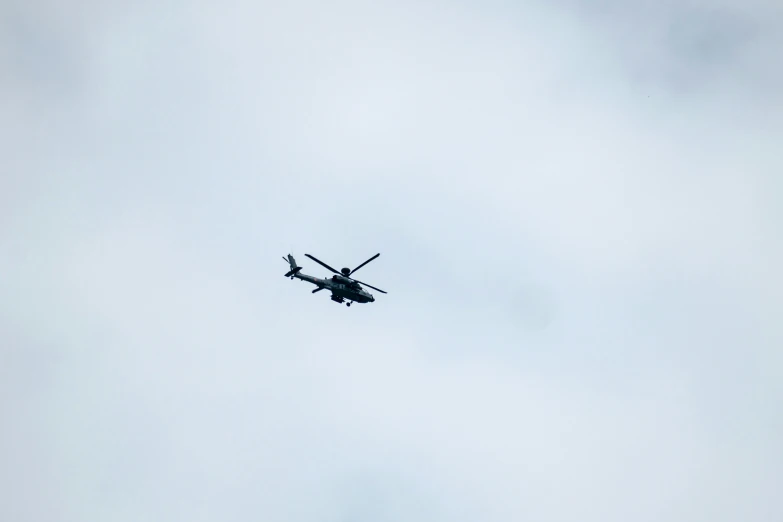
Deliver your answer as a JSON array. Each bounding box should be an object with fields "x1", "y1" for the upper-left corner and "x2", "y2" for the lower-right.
[{"x1": 283, "y1": 252, "x2": 387, "y2": 306}]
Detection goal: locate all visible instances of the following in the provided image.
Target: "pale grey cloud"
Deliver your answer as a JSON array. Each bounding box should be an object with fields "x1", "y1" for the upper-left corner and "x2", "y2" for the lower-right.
[{"x1": 2, "y1": 0, "x2": 781, "y2": 521}]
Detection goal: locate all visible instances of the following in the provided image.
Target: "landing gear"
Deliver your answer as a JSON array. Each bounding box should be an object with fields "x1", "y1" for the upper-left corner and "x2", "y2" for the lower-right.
[{"x1": 346, "y1": 302, "x2": 351, "y2": 307}]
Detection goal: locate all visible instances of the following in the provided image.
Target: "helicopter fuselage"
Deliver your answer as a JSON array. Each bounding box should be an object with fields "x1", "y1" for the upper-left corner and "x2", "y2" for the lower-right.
[{"x1": 292, "y1": 272, "x2": 375, "y2": 304}]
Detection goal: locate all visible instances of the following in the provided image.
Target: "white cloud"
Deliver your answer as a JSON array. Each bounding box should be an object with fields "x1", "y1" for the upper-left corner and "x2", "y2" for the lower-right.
[{"x1": 1, "y1": 0, "x2": 781, "y2": 520}]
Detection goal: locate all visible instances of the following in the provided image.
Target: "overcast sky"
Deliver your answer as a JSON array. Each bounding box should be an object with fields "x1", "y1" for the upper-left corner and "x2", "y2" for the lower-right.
[{"x1": 2, "y1": 0, "x2": 782, "y2": 520}]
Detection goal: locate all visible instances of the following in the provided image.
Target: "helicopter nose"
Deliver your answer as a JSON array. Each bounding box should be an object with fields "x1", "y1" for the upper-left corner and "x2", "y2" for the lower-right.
[{"x1": 370, "y1": 295, "x2": 375, "y2": 302}]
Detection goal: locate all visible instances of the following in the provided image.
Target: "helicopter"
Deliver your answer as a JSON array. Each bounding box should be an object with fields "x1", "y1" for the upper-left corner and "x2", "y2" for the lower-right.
[{"x1": 283, "y1": 252, "x2": 387, "y2": 306}]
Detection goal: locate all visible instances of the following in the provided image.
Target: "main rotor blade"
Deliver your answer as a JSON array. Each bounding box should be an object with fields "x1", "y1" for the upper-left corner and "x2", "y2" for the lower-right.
[
  {"x1": 351, "y1": 278, "x2": 387, "y2": 294},
  {"x1": 349, "y1": 253, "x2": 380, "y2": 276},
  {"x1": 305, "y1": 254, "x2": 340, "y2": 275}
]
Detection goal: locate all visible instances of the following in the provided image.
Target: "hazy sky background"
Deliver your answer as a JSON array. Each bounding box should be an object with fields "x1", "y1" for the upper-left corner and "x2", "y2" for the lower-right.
[{"x1": 2, "y1": 0, "x2": 782, "y2": 520}]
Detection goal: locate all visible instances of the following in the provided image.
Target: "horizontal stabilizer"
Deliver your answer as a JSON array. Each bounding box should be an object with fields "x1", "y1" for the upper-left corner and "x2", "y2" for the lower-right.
[{"x1": 284, "y1": 266, "x2": 302, "y2": 277}]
